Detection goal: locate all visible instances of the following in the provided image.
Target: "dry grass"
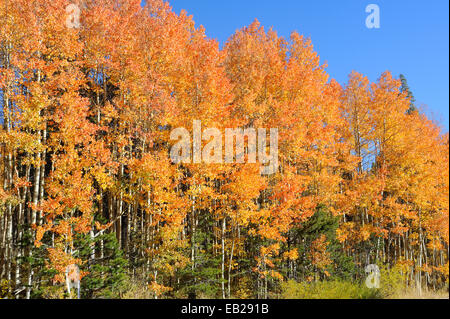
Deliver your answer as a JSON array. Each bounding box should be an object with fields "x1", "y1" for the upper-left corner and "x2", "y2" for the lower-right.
[{"x1": 392, "y1": 289, "x2": 449, "y2": 299}]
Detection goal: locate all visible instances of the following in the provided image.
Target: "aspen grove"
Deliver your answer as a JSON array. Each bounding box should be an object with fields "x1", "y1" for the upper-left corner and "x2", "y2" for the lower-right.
[{"x1": 0, "y1": 0, "x2": 448, "y2": 299}]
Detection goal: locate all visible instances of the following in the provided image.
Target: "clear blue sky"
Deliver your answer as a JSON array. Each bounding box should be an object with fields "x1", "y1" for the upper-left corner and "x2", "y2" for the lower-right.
[{"x1": 166, "y1": 0, "x2": 449, "y2": 132}]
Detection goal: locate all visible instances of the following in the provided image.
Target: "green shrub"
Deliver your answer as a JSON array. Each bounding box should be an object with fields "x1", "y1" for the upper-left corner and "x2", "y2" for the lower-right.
[
  {"x1": 0, "y1": 279, "x2": 13, "y2": 299},
  {"x1": 281, "y1": 280, "x2": 383, "y2": 299},
  {"x1": 379, "y1": 264, "x2": 407, "y2": 298}
]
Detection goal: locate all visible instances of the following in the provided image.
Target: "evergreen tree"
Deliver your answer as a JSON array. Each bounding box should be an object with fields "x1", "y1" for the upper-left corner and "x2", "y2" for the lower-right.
[{"x1": 399, "y1": 74, "x2": 417, "y2": 113}]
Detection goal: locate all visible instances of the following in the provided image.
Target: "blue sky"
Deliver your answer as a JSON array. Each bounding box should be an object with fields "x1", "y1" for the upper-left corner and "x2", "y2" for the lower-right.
[{"x1": 167, "y1": 0, "x2": 449, "y2": 132}]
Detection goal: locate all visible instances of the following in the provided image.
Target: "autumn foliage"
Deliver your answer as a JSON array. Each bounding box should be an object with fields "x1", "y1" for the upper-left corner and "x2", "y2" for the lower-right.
[{"x1": 0, "y1": 0, "x2": 448, "y2": 299}]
